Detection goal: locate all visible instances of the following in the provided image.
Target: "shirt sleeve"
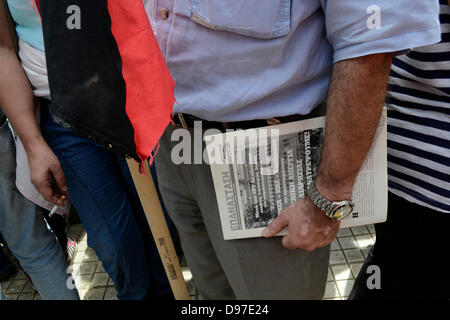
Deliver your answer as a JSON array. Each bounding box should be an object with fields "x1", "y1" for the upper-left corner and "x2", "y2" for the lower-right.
[{"x1": 320, "y1": 0, "x2": 442, "y2": 62}]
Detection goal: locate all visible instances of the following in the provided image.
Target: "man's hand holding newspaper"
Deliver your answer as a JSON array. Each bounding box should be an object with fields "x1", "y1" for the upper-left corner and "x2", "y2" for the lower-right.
[{"x1": 262, "y1": 196, "x2": 340, "y2": 251}]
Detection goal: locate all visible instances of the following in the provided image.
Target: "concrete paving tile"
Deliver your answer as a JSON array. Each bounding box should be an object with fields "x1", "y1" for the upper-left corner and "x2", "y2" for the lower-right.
[
  {"x1": 96, "y1": 262, "x2": 105, "y2": 273},
  {"x1": 104, "y1": 287, "x2": 118, "y2": 300},
  {"x1": 73, "y1": 250, "x2": 98, "y2": 264},
  {"x1": 343, "y1": 249, "x2": 365, "y2": 263},
  {"x1": 349, "y1": 263, "x2": 364, "y2": 278},
  {"x1": 5, "y1": 293, "x2": 19, "y2": 300},
  {"x1": 76, "y1": 240, "x2": 88, "y2": 252},
  {"x1": 84, "y1": 287, "x2": 105, "y2": 300},
  {"x1": 73, "y1": 274, "x2": 93, "y2": 289},
  {"x1": 14, "y1": 270, "x2": 27, "y2": 280},
  {"x1": 323, "y1": 281, "x2": 340, "y2": 299},
  {"x1": 336, "y1": 279, "x2": 355, "y2": 297},
  {"x1": 22, "y1": 281, "x2": 35, "y2": 293},
  {"x1": 6, "y1": 279, "x2": 26, "y2": 294},
  {"x1": 338, "y1": 236, "x2": 358, "y2": 249},
  {"x1": 367, "y1": 224, "x2": 375, "y2": 234},
  {"x1": 77, "y1": 230, "x2": 88, "y2": 242},
  {"x1": 67, "y1": 230, "x2": 82, "y2": 242},
  {"x1": 73, "y1": 262, "x2": 97, "y2": 275},
  {"x1": 355, "y1": 234, "x2": 375, "y2": 248},
  {"x1": 81, "y1": 250, "x2": 99, "y2": 262},
  {"x1": 0, "y1": 280, "x2": 10, "y2": 291},
  {"x1": 331, "y1": 265, "x2": 353, "y2": 281},
  {"x1": 361, "y1": 248, "x2": 372, "y2": 259},
  {"x1": 337, "y1": 228, "x2": 352, "y2": 237},
  {"x1": 78, "y1": 289, "x2": 88, "y2": 300},
  {"x1": 351, "y1": 226, "x2": 369, "y2": 235},
  {"x1": 327, "y1": 268, "x2": 334, "y2": 281},
  {"x1": 18, "y1": 292, "x2": 35, "y2": 300},
  {"x1": 329, "y1": 250, "x2": 347, "y2": 265},
  {"x1": 70, "y1": 263, "x2": 81, "y2": 276},
  {"x1": 73, "y1": 252, "x2": 86, "y2": 264},
  {"x1": 69, "y1": 224, "x2": 83, "y2": 232},
  {"x1": 330, "y1": 239, "x2": 341, "y2": 251},
  {"x1": 91, "y1": 273, "x2": 109, "y2": 288}
]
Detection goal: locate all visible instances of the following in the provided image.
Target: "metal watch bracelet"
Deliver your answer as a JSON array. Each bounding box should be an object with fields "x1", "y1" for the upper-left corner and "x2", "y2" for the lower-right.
[{"x1": 307, "y1": 183, "x2": 333, "y2": 215}]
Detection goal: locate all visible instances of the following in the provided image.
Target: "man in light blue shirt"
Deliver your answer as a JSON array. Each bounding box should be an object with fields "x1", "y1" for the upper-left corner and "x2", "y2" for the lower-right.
[
  {"x1": 147, "y1": 0, "x2": 441, "y2": 299},
  {"x1": 148, "y1": 1, "x2": 440, "y2": 121}
]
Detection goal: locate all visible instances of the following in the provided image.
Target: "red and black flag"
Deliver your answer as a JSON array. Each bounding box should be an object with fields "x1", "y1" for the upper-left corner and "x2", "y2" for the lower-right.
[{"x1": 37, "y1": 0, "x2": 175, "y2": 168}]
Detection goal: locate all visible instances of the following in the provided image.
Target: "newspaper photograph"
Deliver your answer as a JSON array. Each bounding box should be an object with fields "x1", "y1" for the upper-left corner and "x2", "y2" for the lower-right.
[{"x1": 205, "y1": 109, "x2": 388, "y2": 240}]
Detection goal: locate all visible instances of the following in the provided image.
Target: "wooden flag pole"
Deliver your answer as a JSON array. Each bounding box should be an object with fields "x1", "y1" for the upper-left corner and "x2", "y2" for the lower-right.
[{"x1": 126, "y1": 158, "x2": 190, "y2": 300}]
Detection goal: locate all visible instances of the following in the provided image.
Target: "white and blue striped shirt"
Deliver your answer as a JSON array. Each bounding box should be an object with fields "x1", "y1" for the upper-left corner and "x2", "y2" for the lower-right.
[{"x1": 386, "y1": 0, "x2": 450, "y2": 213}]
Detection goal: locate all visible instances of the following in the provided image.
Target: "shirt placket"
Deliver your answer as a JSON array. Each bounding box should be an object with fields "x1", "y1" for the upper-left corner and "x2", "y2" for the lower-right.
[{"x1": 153, "y1": 0, "x2": 174, "y2": 58}]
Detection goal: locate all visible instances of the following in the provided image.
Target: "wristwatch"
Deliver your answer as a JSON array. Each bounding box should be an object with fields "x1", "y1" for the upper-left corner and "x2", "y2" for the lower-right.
[{"x1": 307, "y1": 182, "x2": 354, "y2": 221}]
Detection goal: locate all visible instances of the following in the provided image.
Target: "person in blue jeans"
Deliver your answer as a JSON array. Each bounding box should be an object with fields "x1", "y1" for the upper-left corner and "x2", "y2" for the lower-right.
[
  {"x1": 40, "y1": 100, "x2": 173, "y2": 299},
  {"x1": 0, "y1": 0, "x2": 172, "y2": 299},
  {"x1": 0, "y1": 116, "x2": 79, "y2": 300}
]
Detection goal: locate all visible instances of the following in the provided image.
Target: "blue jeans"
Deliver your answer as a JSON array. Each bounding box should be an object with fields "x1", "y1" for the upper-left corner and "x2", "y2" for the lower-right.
[
  {"x1": 0, "y1": 120, "x2": 79, "y2": 300},
  {"x1": 40, "y1": 103, "x2": 171, "y2": 299}
]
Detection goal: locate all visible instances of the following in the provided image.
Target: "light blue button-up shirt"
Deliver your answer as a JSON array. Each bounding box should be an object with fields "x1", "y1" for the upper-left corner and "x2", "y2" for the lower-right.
[{"x1": 145, "y1": 0, "x2": 441, "y2": 122}]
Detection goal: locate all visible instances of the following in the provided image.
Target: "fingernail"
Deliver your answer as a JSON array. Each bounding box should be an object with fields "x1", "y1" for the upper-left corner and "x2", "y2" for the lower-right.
[{"x1": 262, "y1": 229, "x2": 270, "y2": 237}]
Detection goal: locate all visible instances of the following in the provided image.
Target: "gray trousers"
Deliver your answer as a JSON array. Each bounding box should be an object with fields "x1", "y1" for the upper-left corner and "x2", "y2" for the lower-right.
[
  {"x1": 0, "y1": 120, "x2": 79, "y2": 300},
  {"x1": 155, "y1": 122, "x2": 330, "y2": 300}
]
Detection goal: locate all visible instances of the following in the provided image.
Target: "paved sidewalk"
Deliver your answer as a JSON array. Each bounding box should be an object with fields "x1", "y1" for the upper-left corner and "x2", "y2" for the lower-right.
[
  {"x1": 1, "y1": 224, "x2": 375, "y2": 300},
  {"x1": 324, "y1": 225, "x2": 375, "y2": 299}
]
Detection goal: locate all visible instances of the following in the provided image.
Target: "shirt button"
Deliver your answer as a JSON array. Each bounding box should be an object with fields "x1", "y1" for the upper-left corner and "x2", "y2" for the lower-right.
[{"x1": 159, "y1": 8, "x2": 169, "y2": 20}]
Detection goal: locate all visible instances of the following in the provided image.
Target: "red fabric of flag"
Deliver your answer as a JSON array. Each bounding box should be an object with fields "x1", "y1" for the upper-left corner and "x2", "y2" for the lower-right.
[{"x1": 107, "y1": 0, "x2": 175, "y2": 170}]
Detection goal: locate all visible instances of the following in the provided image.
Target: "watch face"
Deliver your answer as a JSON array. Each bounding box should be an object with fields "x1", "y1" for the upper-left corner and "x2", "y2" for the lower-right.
[{"x1": 329, "y1": 201, "x2": 354, "y2": 221}]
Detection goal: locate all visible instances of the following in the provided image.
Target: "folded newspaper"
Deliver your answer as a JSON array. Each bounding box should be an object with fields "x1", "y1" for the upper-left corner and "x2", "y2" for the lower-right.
[{"x1": 205, "y1": 109, "x2": 387, "y2": 240}]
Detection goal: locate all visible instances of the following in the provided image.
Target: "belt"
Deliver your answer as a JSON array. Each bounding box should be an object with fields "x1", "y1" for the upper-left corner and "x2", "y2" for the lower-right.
[{"x1": 173, "y1": 112, "x2": 322, "y2": 132}]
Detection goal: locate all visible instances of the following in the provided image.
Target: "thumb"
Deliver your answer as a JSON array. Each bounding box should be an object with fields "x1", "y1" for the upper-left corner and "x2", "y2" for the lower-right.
[{"x1": 262, "y1": 212, "x2": 289, "y2": 238}]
